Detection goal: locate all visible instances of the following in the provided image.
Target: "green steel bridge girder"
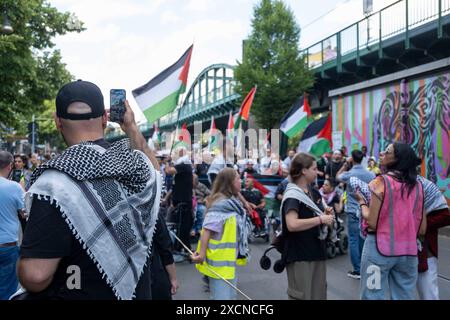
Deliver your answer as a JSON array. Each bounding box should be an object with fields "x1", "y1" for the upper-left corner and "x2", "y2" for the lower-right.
[
  {"x1": 178, "y1": 94, "x2": 240, "y2": 123},
  {"x1": 159, "y1": 63, "x2": 241, "y2": 130},
  {"x1": 105, "y1": 62, "x2": 242, "y2": 141},
  {"x1": 304, "y1": 0, "x2": 450, "y2": 87}
]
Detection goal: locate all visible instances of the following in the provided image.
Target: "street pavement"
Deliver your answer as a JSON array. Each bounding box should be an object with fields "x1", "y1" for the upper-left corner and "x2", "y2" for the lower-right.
[{"x1": 174, "y1": 234, "x2": 450, "y2": 300}]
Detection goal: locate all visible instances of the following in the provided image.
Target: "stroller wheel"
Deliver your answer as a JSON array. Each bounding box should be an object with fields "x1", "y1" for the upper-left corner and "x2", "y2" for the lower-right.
[
  {"x1": 246, "y1": 218, "x2": 255, "y2": 243},
  {"x1": 338, "y1": 234, "x2": 349, "y2": 255},
  {"x1": 327, "y1": 243, "x2": 337, "y2": 259}
]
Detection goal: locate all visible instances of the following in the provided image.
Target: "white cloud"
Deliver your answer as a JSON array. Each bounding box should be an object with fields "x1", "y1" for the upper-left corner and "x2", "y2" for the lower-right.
[
  {"x1": 324, "y1": 0, "x2": 362, "y2": 25},
  {"x1": 50, "y1": 0, "x2": 404, "y2": 123},
  {"x1": 185, "y1": 0, "x2": 211, "y2": 12},
  {"x1": 57, "y1": 0, "x2": 163, "y2": 27},
  {"x1": 160, "y1": 11, "x2": 181, "y2": 24}
]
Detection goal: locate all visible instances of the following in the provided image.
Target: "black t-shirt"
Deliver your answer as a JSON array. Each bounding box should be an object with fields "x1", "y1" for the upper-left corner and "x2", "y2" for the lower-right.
[
  {"x1": 151, "y1": 212, "x2": 174, "y2": 300},
  {"x1": 241, "y1": 188, "x2": 263, "y2": 206},
  {"x1": 326, "y1": 194, "x2": 341, "y2": 210},
  {"x1": 325, "y1": 161, "x2": 344, "y2": 183},
  {"x1": 281, "y1": 198, "x2": 326, "y2": 264},
  {"x1": 195, "y1": 162, "x2": 209, "y2": 177},
  {"x1": 241, "y1": 168, "x2": 257, "y2": 178},
  {"x1": 317, "y1": 157, "x2": 327, "y2": 172},
  {"x1": 172, "y1": 163, "x2": 193, "y2": 205},
  {"x1": 21, "y1": 197, "x2": 152, "y2": 300},
  {"x1": 20, "y1": 139, "x2": 152, "y2": 300}
]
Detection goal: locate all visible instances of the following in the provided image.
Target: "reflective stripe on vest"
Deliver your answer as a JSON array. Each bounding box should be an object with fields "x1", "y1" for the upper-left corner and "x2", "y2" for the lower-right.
[{"x1": 196, "y1": 215, "x2": 240, "y2": 279}]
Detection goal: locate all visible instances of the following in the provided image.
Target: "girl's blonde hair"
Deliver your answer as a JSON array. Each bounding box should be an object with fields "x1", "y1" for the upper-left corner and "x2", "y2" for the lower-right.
[{"x1": 206, "y1": 168, "x2": 239, "y2": 208}]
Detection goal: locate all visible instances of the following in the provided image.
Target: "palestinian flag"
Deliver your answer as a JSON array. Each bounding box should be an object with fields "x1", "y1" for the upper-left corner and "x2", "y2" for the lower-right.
[
  {"x1": 234, "y1": 86, "x2": 256, "y2": 129},
  {"x1": 227, "y1": 111, "x2": 234, "y2": 141},
  {"x1": 280, "y1": 94, "x2": 311, "y2": 138},
  {"x1": 246, "y1": 173, "x2": 284, "y2": 197},
  {"x1": 172, "y1": 122, "x2": 190, "y2": 150},
  {"x1": 132, "y1": 45, "x2": 193, "y2": 123},
  {"x1": 151, "y1": 124, "x2": 161, "y2": 145},
  {"x1": 245, "y1": 173, "x2": 269, "y2": 196},
  {"x1": 208, "y1": 116, "x2": 218, "y2": 152},
  {"x1": 298, "y1": 115, "x2": 333, "y2": 157},
  {"x1": 246, "y1": 173, "x2": 284, "y2": 215}
]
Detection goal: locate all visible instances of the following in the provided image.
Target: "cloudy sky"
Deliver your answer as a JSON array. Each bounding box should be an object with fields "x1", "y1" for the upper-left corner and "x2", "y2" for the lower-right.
[{"x1": 50, "y1": 0, "x2": 397, "y2": 123}]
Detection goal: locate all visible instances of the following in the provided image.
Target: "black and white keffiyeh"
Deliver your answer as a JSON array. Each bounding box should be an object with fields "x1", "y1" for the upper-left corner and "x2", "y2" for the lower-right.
[
  {"x1": 203, "y1": 197, "x2": 249, "y2": 258},
  {"x1": 281, "y1": 183, "x2": 328, "y2": 240},
  {"x1": 25, "y1": 139, "x2": 161, "y2": 300}
]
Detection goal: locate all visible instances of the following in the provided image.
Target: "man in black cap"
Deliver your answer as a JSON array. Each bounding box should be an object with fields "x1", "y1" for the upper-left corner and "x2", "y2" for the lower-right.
[{"x1": 16, "y1": 80, "x2": 161, "y2": 300}]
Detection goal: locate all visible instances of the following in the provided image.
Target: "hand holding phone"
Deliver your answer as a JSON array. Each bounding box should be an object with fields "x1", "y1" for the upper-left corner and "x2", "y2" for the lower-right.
[
  {"x1": 11, "y1": 169, "x2": 22, "y2": 183},
  {"x1": 110, "y1": 89, "x2": 126, "y2": 123}
]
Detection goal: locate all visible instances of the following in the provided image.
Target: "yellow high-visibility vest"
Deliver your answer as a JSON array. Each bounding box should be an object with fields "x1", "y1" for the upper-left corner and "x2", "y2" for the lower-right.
[{"x1": 196, "y1": 215, "x2": 247, "y2": 280}]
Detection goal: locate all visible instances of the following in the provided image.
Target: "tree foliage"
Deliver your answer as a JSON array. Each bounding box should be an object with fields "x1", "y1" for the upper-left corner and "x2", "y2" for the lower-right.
[
  {"x1": 0, "y1": 0, "x2": 84, "y2": 130},
  {"x1": 38, "y1": 100, "x2": 66, "y2": 150},
  {"x1": 234, "y1": 0, "x2": 314, "y2": 129}
]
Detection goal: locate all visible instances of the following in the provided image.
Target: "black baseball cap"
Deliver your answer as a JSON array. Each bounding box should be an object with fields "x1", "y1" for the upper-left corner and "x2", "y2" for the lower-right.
[{"x1": 56, "y1": 80, "x2": 105, "y2": 120}]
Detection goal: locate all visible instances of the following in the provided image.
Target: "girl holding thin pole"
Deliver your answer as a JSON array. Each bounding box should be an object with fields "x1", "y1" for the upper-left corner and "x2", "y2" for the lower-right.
[{"x1": 191, "y1": 168, "x2": 249, "y2": 300}]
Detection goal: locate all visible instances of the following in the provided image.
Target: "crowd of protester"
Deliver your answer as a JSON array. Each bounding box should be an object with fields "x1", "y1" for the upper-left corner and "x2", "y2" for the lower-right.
[{"x1": 3, "y1": 80, "x2": 449, "y2": 302}]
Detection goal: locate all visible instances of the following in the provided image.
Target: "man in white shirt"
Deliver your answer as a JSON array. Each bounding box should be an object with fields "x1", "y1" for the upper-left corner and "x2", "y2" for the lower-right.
[
  {"x1": 260, "y1": 148, "x2": 272, "y2": 174},
  {"x1": 282, "y1": 149, "x2": 296, "y2": 171}
]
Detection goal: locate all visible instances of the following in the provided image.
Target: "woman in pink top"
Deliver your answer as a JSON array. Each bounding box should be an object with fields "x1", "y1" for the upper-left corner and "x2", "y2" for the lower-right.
[{"x1": 357, "y1": 142, "x2": 426, "y2": 300}]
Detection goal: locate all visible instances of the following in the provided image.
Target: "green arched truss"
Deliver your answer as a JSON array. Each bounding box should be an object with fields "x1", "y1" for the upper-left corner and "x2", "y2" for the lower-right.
[{"x1": 159, "y1": 63, "x2": 240, "y2": 129}]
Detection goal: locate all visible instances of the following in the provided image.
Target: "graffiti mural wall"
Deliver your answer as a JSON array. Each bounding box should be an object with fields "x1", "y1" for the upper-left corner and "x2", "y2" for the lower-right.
[{"x1": 332, "y1": 71, "x2": 450, "y2": 201}]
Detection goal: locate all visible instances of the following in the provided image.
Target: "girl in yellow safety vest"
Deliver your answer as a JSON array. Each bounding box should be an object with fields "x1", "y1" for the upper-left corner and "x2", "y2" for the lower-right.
[{"x1": 191, "y1": 168, "x2": 249, "y2": 300}]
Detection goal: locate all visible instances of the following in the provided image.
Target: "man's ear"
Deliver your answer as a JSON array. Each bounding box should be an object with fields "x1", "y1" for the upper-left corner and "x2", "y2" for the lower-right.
[{"x1": 53, "y1": 113, "x2": 63, "y2": 132}]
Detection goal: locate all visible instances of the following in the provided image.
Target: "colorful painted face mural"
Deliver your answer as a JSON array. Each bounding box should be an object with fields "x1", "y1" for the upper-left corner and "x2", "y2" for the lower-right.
[{"x1": 332, "y1": 73, "x2": 450, "y2": 201}]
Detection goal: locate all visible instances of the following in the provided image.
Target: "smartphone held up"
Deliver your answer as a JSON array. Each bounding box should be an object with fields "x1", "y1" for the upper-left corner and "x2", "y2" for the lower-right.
[{"x1": 110, "y1": 89, "x2": 126, "y2": 123}]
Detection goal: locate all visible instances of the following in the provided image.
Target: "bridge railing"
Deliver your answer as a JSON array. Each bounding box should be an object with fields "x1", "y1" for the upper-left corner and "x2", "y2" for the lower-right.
[
  {"x1": 107, "y1": 79, "x2": 237, "y2": 137},
  {"x1": 303, "y1": 0, "x2": 450, "y2": 70},
  {"x1": 179, "y1": 80, "x2": 236, "y2": 120},
  {"x1": 159, "y1": 112, "x2": 179, "y2": 128},
  {"x1": 159, "y1": 81, "x2": 236, "y2": 127}
]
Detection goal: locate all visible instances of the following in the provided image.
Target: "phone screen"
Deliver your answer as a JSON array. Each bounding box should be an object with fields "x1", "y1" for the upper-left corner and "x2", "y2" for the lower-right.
[
  {"x1": 11, "y1": 170, "x2": 22, "y2": 182},
  {"x1": 110, "y1": 89, "x2": 126, "y2": 123}
]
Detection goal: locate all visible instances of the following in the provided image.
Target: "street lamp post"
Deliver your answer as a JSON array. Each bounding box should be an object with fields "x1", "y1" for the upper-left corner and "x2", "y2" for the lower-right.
[
  {"x1": 31, "y1": 114, "x2": 36, "y2": 154},
  {"x1": 29, "y1": 114, "x2": 53, "y2": 155},
  {"x1": 1, "y1": 5, "x2": 14, "y2": 35}
]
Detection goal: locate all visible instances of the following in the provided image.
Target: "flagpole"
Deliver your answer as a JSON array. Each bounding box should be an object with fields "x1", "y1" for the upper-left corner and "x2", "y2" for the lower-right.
[
  {"x1": 169, "y1": 107, "x2": 182, "y2": 157},
  {"x1": 169, "y1": 230, "x2": 252, "y2": 301}
]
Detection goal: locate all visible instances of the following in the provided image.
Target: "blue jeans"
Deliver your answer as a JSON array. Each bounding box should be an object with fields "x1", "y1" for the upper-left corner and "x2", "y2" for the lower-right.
[
  {"x1": 360, "y1": 234, "x2": 418, "y2": 300},
  {"x1": 209, "y1": 275, "x2": 237, "y2": 300},
  {"x1": 0, "y1": 246, "x2": 19, "y2": 300},
  {"x1": 193, "y1": 204, "x2": 206, "y2": 234},
  {"x1": 347, "y1": 213, "x2": 365, "y2": 273}
]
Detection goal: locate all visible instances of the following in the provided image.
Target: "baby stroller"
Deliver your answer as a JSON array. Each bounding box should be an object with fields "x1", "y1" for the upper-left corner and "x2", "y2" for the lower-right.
[
  {"x1": 259, "y1": 231, "x2": 286, "y2": 273},
  {"x1": 165, "y1": 204, "x2": 192, "y2": 263},
  {"x1": 326, "y1": 212, "x2": 348, "y2": 258},
  {"x1": 245, "y1": 209, "x2": 270, "y2": 243},
  {"x1": 165, "y1": 205, "x2": 178, "y2": 244}
]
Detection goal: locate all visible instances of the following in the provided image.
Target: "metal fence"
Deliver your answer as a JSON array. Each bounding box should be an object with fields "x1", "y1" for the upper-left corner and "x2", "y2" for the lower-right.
[{"x1": 304, "y1": 0, "x2": 450, "y2": 69}]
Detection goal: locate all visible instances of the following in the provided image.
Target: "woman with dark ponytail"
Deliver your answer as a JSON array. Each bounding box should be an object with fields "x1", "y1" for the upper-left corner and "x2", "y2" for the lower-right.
[
  {"x1": 357, "y1": 142, "x2": 426, "y2": 300},
  {"x1": 386, "y1": 143, "x2": 422, "y2": 197}
]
